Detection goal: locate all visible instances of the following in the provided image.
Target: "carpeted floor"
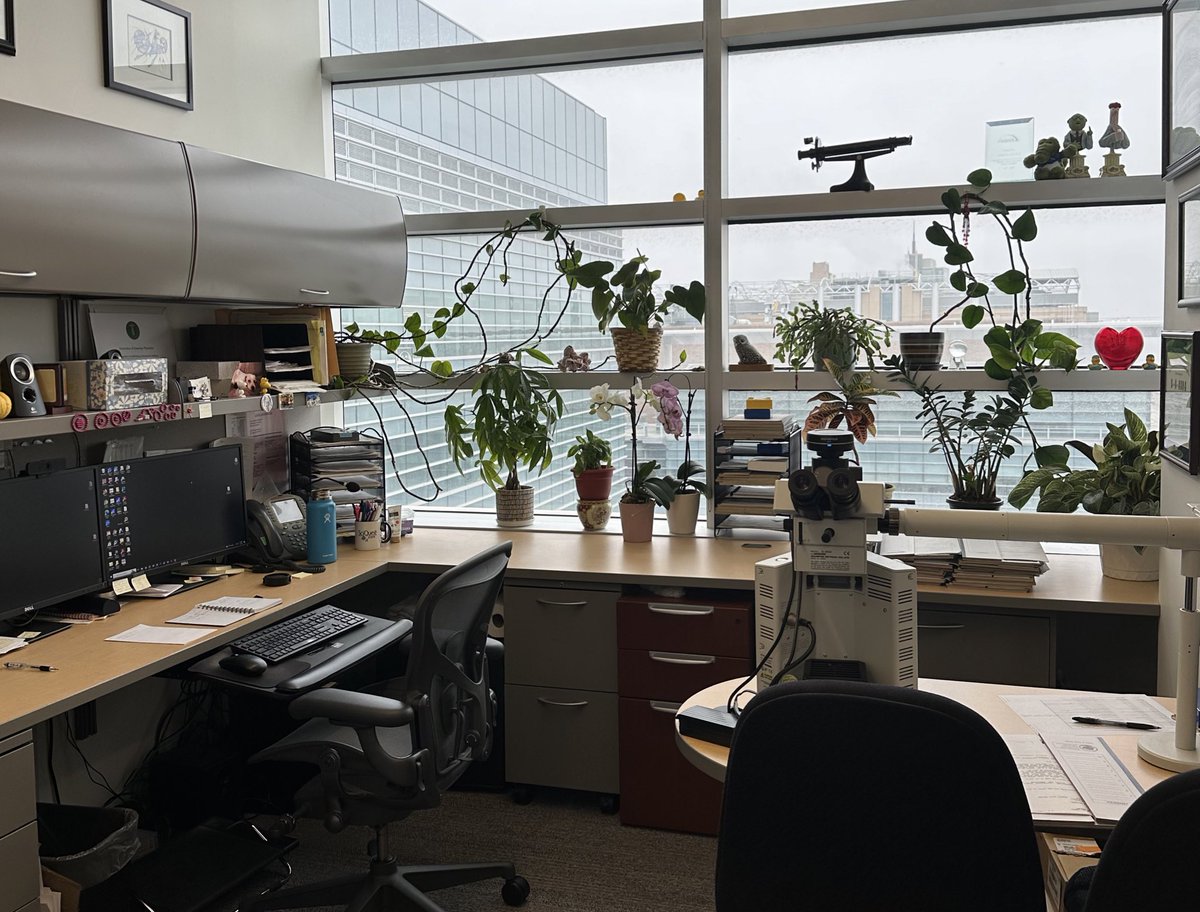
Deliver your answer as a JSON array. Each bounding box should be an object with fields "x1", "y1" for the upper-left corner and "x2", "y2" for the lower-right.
[{"x1": 234, "y1": 788, "x2": 718, "y2": 912}]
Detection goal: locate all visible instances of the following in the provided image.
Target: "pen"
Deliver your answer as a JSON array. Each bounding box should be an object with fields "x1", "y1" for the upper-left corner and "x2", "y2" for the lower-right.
[
  {"x1": 1071, "y1": 716, "x2": 1160, "y2": 731},
  {"x1": 4, "y1": 661, "x2": 59, "y2": 672}
]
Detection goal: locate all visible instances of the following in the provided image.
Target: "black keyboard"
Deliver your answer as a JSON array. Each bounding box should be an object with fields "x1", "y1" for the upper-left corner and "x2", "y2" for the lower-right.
[{"x1": 230, "y1": 605, "x2": 368, "y2": 664}]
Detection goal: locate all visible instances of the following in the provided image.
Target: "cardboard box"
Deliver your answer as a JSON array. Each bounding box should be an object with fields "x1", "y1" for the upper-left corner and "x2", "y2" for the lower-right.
[
  {"x1": 1038, "y1": 832, "x2": 1099, "y2": 912},
  {"x1": 63, "y1": 359, "x2": 168, "y2": 411}
]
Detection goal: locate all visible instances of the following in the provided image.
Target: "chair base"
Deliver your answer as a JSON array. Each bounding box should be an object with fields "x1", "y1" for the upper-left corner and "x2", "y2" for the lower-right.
[{"x1": 242, "y1": 859, "x2": 521, "y2": 912}]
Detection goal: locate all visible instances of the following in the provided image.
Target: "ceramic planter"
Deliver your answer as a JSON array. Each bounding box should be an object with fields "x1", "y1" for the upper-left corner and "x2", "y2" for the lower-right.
[
  {"x1": 899, "y1": 332, "x2": 944, "y2": 371},
  {"x1": 495, "y1": 485, "x2": 535, "y2": 528},
  {"x1": 611, "y1": 327, "x2": 662, "y2": 373},
  {"x1": 574, "y1": 467, "x2": 614, "y2": 501},
  {"x1": 576, "y1": 499, "x2": 612, "y2": 531},
  {"x1": 1100, "y1": 544, "x2": 1160, "y2": 581},
  {"x1": 619, "y1": 499, "x2": 655, "y2": 542},
  {"x1": 335, "y1": 342, "x2": 373, "y2": 380},
  {"x1": 946, "y1": 495, "x2": 1002, "y2": 510},
  {"x1": 666, "y1": 490, "x2": 701, "y2": 535}
]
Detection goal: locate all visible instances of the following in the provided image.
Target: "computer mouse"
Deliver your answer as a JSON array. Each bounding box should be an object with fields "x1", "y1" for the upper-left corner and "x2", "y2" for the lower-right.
[{"x1": 219, "y1": 652, "x2": 268, "y2": 677}]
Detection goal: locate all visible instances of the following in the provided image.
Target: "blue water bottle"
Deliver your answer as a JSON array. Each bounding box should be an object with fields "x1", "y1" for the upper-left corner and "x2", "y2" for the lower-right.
[{"x1": 306, "y1": 489, "x2": 338, "y2": 564}]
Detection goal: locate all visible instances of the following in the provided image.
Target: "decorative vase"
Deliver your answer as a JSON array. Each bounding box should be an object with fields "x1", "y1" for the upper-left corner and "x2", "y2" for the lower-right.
[
  {"x1": 1099, "y1": 543, "x2": 1160, "y2": 581},
  {"x1": 574, "y1": 467, "x2": 614, "y2": 501},
  {"x1": 495, "y1": 486, "x2": 535, "y2": 528},
  {"x1": 1094, "y1": 327, "x2": 1144, "y2": 371},
  {"x1": 899, "y1": 332, "x2": 944, "y2": 371},
  {"x1": 619, "y1": 499, "x2": 655, "y2": 542},
  {"x1": 576, "y1": 499, "x2": 612, "y2": 531},
  {"x1": 611, "y1": 327, "x2": 662, "y2": 373},
  {"x1": 335, "y1": 342, "x2": 374, "y2": 381},
  {"x1": 666, "y1": 490, "x2": 701, "y2": 535},
  {"x1": 946, "y1": 495, "x2": 1002, "y2": 510}
]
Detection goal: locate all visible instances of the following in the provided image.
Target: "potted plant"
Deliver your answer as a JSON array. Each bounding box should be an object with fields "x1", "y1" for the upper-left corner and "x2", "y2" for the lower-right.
[
  {"x1": 588, "y1": 379, "x2": 677, "y2": 541},
  {"x1": 1007, "y1": 409, "x2": 1161, "y2": 580},
  {"x1": 773, "y1": 300, "x2": 891, "y2": 372},
  {"x1": 567, "y1": 430, "x2": 614, "y2": 531},
  {"x1": 444, "y1": 353, "x2": 564, "y2": 527},
  {"x1": 571, "y1": 253, "x2": 705, "y2": 373},
  {"x1": 653, "y1": 382, "x2": 710, "y2": 535},
  {"x1": 804, "y1": 361, "x2": 898, "y2": 447}
]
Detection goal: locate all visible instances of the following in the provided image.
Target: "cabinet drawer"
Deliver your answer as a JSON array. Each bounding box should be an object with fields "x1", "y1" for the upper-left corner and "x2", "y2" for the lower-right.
[
  {"x1": 617, "y1": 596, "x2": 751, "y2": 657},
  {"x1": 505, "y1": 685, "x2": 618, "y2": 793},
  {"x1": 0, "y1": 737, "x2": 35, "y2": 839},
  {"x1": 919, "y1": 608, "x2": 1053, "y2": 687},
  {"x1": 0, "y1": 823, "x2": 40, "y2": 912},
  {"x1": 618, "y1": 649, "x2": 750, "y2": 702},
  {"x1": 504, "y1": 586, "x2": 618, "y2": 691},
  {"x1": 618, "y1": 697, "x2": 723, "y2": 835}
]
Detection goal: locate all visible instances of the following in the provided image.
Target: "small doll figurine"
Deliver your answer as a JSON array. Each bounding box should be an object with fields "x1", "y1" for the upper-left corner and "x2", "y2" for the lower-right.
[
  {"x1": 1088, "y1": 354, "x2": 1105, "y2": 370},
  {"x1": 1142, "y1": 354, "x2": 1158, "y2": 370},
  {"x1": 259, "y1": 376, "x2": 272, "y2": 394},
  {"x1": 230, "y1": 367, "x2": 257, "y2": 398}
]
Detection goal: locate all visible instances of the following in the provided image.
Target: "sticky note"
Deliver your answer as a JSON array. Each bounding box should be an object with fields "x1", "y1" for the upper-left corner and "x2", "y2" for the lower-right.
[
  {"x1": 198, "y1": 402, "x2": 213, "y2": 419},
  {"x1": 131, "y1": 574, "x2": 152, "y2": 592},
  {"x1": 112, "y1": 578, "x2": 133, "y2": 596}
]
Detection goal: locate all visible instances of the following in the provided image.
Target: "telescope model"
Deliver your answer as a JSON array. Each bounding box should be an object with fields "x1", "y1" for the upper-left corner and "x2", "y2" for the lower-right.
[
  {"x1": 797, "y1": 135, "x2": 913, "y2": 192},
  {"x1": 761, "y1": 428, "x2": 1200, "y2": 773}
]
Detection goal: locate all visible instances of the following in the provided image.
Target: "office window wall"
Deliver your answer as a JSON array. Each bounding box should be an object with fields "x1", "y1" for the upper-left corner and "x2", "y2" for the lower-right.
[{"x1": 326, "y1": 0, "x2": 1167, "y2": 522}]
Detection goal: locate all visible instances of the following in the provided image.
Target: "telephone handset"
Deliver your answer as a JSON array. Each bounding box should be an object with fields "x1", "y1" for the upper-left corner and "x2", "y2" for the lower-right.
[{"x1": 246, "y1": 494, "x2": 308, "y2": 562}]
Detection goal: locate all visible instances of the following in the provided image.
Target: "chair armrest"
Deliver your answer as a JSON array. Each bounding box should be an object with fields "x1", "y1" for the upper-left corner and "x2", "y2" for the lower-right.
[{"x1": 288, "y1": 688, "x2": 414, "y2": 727}]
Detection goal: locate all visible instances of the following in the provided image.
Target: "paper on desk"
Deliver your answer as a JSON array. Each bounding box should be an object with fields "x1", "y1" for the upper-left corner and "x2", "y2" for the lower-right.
[
  {"x1": 105, "y1": 624, "x2": 210, "y2": 645},
  {"x1": 111, "y1": 578, "x2": 133, "y2": 596},
  {"x1": 1002, "y1": 734, "x2": 1094, "y2": 825},
  {"x1": 1043, "y1": 735, "x2": 1144, "y2": 825},
  {"x1": 1002, "y1": 693, "x2": 1174, "y2": 737},
  {"x1": 0, "y1": 636, "x2": 28, "y2": 655}
]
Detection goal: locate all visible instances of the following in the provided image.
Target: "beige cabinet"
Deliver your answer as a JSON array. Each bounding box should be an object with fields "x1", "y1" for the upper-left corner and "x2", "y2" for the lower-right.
[{"x1": 0, "y1": 731, "x2": 38, "y2": 912}]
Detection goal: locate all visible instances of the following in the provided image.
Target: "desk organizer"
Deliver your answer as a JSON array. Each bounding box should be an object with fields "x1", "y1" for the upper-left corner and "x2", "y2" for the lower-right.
[
  {"x1": 290, "y1": 430, "x2": 386, "y2": 538},
  {"x1": 64, "y1": 358, "x2": 169, "y2": 411}
]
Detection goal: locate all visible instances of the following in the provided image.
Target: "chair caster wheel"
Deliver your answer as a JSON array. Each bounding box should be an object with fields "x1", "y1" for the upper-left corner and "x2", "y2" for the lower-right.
[
  {"x1": 502, "y1": 875, "x2": 530, "y2": 906},
  {"x1": 598, "y1": 794, "x2": 619, "y2": 815},
  {"x1": 512, "y1": 786, "x2": 534, "y2": 805}
]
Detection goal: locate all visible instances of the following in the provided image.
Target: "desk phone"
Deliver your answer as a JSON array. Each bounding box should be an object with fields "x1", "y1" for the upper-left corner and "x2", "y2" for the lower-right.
[{"x1": 246, "y1": 494, "x2": 307, "y2": 561}]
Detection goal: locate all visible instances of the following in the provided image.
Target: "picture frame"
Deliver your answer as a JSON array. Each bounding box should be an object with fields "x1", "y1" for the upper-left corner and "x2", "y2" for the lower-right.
[
  {"x1": 1165, "y1": 0, "x2": 1200, "y2": 179},
  {"x1": 1161, "y1": 331, "x2": 1200, "y2": 474},
  {"x1": 102, "y1": 0, "x2": 192, "y2": 110},
  {"x1": 1, "y1": 0, "x2": 15, "y2": 56},
  {"x1": 1182, "y1": 184, "x2": 1200, "y2": 307}
]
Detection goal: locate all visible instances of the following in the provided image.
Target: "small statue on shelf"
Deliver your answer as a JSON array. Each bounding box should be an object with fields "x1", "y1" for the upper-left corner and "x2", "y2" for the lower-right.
[
  {"x1": 1088, "y1": 354, "x2": 1106, "y2": 370},
  {"x1": 557, "y1": 345, "x2": 592, "y2": 372},
  {"x1": 1142, "y1": 354, "x2": 1158, "y2": 370},
  {"x1": 1098, "y1": 102, "x2": 1130, "y2": 178},
  {"x1": 1023, "y1": 136, "x2": 1078, "y2": 180},
  {"x1": 734, "y1": 334, "x2": 768, "y2": 365},
  {"x1": 1062, "y1": 113, "x2": 1093, "y2": 178}
]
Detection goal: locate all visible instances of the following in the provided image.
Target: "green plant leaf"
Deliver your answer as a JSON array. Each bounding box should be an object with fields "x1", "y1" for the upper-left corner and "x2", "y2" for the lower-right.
[
  {"x1": 979, "y1": 201, "x2": 1009, "y2": 216},
  {"x1": 992, "y1": 269, "x2": 1027, "y2": 295},
  {"x1": 1030, "y1": 386, "x2": 1054, "y2": 409},
  {"x1": 1035, "y1": 445, "x2": 1071, "y2": 468},
  {"x1": 966, "y1": 282, "x2": 989, "y2": 298},
  {"x1": 413, "y1": 345, "x2": 434, "y2": 358},
  {"x1": 1011, "y1": 209, "x2": 1038, "y2": 242},
  {"x1": 925, "y1": 223, "x2": 953, "y2": 247},
  {"x1": 460, "y1": 282, "x2": 476, "y2": 296},
  {"x1": 524, "y1": 347, "x2": 553, "y2": 365},
  {"x1": 404, "y1": 312, "x2": 421, "y2": 333},
  {"x1": 987, "y1": 344, "x2": 1017, "y2": 370},
  {"x1": 431, "y1": 359, "x2": 454, "y2": 378},
  {"x1": 966, "y1": 168, "x2": 992, "y2": 188},
  {"x1": 949, "y1": 269, "x2": 967, "y2": 292},
  {"x1": 984, "y1": 359, "x2": 1011, "y2": 381},
  {"x1": 962, "y1": 304, "x2": 985, "y2": 328},
  {"x1": 944, "y1": 243, "x2": 974, "y2": 266},
  {"x1": 941, "y1": 187, "x2": 962, "y2": 213}
]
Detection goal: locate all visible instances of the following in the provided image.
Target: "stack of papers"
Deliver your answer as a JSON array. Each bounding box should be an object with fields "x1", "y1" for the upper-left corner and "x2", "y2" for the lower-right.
[
  {"x1": 719, "y1": 415, "x2": 796, "y2": 440},
  {"x1": 876, "y1": 536, "x2": 1049, "y2": 591},
  {"x1": 878, "y1": 535, "x2": 959, "y2": 586}
]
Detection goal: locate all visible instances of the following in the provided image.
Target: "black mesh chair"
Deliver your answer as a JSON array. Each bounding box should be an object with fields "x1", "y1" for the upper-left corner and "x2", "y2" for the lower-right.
[
  {"x1": 243, "y1": 542, "x2": 529, "y2": 912},
  {"x1": 715, "y1": 680, "x2": 1044, "y2": 912},
  {"x1": 1063, "y1": 767, "x2": 1200, "y2": 912}
]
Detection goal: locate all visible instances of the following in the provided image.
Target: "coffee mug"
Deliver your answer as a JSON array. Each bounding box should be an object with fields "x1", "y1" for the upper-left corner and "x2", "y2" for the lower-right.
[{"x1": 354, "y1": 520, "x2": 381, "y2": 551}]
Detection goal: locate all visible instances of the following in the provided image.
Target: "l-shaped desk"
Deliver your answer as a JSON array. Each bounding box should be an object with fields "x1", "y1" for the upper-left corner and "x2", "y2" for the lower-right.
[{"x1": 0, "y1": 529, "x2": 1161, "y2": 912}]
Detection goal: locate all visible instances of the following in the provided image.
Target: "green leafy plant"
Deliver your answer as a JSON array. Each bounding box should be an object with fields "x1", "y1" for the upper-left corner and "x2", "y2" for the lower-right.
[
  {"x1": 663, "y1": 459, "x2": 711, "y2": 498},
  {"x1": 588, "y1": 379, "x2": 677, "y2": 506},
  {"x1": 444, "y1": 353, "x2": 565, "y2": 491},
  {"x1": 568, "y1": 252, "x2": 705, "y2": 336},
  {"x1": 886, "y1": 355, "x2": 1023, "y2": 505},
  {"x1": 773, "y1": 300, "x2": 892, "y2": 371},
  {"x1": 567, "y1": 430, "x2": 613, "y2": 475},
  {"x1": 1008, "y1": 409, "x2": 1161, "y2": 516},
  {"x1": 804, "y1": 360, "x2": 899, "y2": 445}
]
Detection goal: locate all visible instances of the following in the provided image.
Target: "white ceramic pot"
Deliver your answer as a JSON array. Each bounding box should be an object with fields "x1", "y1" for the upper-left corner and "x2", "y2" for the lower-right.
[
  {"x1": 495, "y1": 486, "x2": 535, "y2": 528},
  {"x1": 1099, "y1": 543, "x2": 1160, "y2": 581},
  {"x1": 666, "y1": 491, "x2": 701, "y2": 535}
]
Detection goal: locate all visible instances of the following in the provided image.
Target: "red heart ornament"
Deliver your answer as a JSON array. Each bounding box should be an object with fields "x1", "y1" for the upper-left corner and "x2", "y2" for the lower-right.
[{"x1": 1094, "y1": 327, "x2": 1144, "y2": 371}]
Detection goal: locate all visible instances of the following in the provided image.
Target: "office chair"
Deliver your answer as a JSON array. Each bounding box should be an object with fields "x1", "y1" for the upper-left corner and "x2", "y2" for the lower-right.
[
  {"x1": 1062, "y1": 767, "x2": 1200, "y2": 912},
  {"x1": 242, "y1": 542, "x2": 530, "y2": 912},
  {"x1": 715, "y1": 680, "x2": 1044, "y2": 912}
]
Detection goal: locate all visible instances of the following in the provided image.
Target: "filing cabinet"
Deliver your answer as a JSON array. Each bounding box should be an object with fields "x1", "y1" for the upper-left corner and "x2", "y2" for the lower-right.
[
  {"x1": 0, "y1": 730, "x2": 39, "y2": 912},
  {"x1": 616, "y1": 594, "x2": 753, "y2": 834}
]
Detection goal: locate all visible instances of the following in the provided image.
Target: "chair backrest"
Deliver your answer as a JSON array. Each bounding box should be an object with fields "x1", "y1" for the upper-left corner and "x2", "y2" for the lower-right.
[
  {"x1": 1071, "y1": 767, "x2": 1200, "y2": 911},
  {"x1": 404, "y1": 541, "x2": 511, "y2": 786},
  {"x1": 715, "y1": 680, "x2": 1044, "y2": 912}
]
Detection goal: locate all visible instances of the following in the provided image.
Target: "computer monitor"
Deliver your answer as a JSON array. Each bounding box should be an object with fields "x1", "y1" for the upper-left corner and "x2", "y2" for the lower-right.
[
  {"x1": 0, "y1": 467, "x2": 105, "y2": 625},
  {"x1": 102, "y1": 445, "x2": 247, "y2": 580}
]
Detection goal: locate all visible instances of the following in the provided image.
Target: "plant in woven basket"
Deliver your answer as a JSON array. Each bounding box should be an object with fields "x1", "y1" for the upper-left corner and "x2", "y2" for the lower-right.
[{"x1": 804, "y1": 360, "x2": 898, "y2": 448}]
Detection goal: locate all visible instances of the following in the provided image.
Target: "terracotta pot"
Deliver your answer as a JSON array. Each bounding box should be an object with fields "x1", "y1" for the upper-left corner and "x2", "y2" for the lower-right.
[
  {"x1": 946, "y1": 495, "x2": 1002, "y2": 510},
  {"x1": 495, "y1": 486, "x2": 534, "y2": 528},
  {"x1": 619, "y1": 499, "x2": 655, "y2": 542},
  {"x1": 611, "y1": 327, "x2": 663, "y2": 373},
  {"x1": 335, "y1": 342, "x2": 373, "y2": 380},
  {"x1": 666, "y1": 490, "x2": 701, "y2": 535},
  {"x1": 1100, "y1": 543, "x2": 1160, "y2": 581},
  {"x1": 574, "y1": 467, "x2": 614, "y2": 501},
  {"x1": 576, "y1": 499, "x2": 612, "y2": 531},
  {"x1": 899, "y1": 332, "x2": 944, "y2": 371}
]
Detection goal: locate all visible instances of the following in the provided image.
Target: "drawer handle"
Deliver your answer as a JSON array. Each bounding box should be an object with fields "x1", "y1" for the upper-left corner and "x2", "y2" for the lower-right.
[
  {"x1": 647, "y1": 604, "x2": 714, "y2": 616},
  {"x1": 918, "y1": 624, "x2": 966, "y2": 631},
  {"x1": 537, "y1": 698, "x2": 589, "y2": 708},
  {"x1": 535, "y1": 599, "x2": 588, "y2": 608},
  {"x1": 300, "y1": 287, "x2": 331, "y2": 295},
  {"x1": 649, "y1": 651, "x2": 716, "y2": 666},
  {"x1": 651, "y1": 701, "x2": 682, "y2": 715},
  {"x1": 0, "y1": 269, "x2": 37, "y2": 278}
]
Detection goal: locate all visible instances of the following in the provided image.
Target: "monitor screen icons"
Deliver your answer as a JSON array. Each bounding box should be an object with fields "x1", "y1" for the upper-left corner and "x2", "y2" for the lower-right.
[{"x1": 99, "y1": 464, "x2": 131, "y2": 573}]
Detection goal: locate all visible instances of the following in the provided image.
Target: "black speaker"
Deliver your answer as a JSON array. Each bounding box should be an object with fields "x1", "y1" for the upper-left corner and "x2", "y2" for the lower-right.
[{"x1": 1, "y1": 353, "x2": 47, "y2": 417}]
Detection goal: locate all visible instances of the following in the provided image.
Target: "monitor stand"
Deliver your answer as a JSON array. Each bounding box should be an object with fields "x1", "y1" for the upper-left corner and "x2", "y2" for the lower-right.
[{"x1": 0, "y1": 617, "x2": 71, "y2": 642}]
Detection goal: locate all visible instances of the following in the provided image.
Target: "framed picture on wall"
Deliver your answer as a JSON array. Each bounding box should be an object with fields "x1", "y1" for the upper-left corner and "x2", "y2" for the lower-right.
[
  {"x1": 1166, "y1": 0, "x2": 1200, "y2": 178},
  {"x1": 102, "y1": 0, "x2": 193, "y2": 110},
  {"x1": 1161, "y1": 332, "x2": 1200, "y2": 474},
  {"x1": 1182, "y1": 185, "x2": 1200, "y2": 307},
  {"x1": 1, "y1": 0, "x2": 15, "y2": 56}
]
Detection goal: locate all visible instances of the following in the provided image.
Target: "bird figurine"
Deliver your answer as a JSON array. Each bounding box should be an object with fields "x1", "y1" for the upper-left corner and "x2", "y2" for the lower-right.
[
  {"x1": 733, "y1": 334, "x2": 768, "y2": 365},
  {"x1": 1098, "y1": 102, "x2": 1130, "y2": 178}
]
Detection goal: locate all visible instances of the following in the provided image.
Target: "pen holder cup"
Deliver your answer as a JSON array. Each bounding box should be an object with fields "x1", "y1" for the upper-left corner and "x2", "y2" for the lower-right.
[{"x1": 354, "y1": 520, "x2": 382, "y2": 551}]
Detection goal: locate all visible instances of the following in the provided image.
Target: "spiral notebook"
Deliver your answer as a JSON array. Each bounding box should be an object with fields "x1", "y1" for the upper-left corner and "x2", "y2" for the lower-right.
[{"x1": 166, "y1": 596, "x2": 283, "y2": 627}]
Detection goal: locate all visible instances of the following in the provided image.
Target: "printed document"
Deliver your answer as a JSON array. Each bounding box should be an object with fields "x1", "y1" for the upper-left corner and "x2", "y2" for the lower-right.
[
  {"x1": 106, "y1": 625, "x2": 210, "y2": 645},
  {"x1": 1002, "y1": 734, "x2": 1093, "y2": 825},
  {"x1": 1001, "y1": 693, "x2": 1174, "y2": 737},
  {"x1": 1043, "y1": 736, "x2": 1144, "y2": 825}
]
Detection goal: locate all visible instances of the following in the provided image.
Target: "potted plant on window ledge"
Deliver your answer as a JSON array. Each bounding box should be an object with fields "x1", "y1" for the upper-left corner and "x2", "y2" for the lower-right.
[
  {"x1": 568, "y1": 430, "x2": 614, "y2": 531},
  {"x1": 773, "y1": 300, "x2": 891, "y2": 372}
]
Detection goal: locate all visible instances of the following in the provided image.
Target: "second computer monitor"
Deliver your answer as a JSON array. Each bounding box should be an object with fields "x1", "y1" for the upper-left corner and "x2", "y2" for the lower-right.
[{"x1": 102, "y1": 445, "x2": 247, "y2": 580}]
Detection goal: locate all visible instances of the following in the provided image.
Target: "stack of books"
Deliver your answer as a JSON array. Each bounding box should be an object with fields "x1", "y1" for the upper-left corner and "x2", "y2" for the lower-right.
[
  {"x1": 713, "y1": 398, "x2": 798, "y2": 534},
  {"x1": 718, "y1": 414, "x2": 796, "y2": 440}
]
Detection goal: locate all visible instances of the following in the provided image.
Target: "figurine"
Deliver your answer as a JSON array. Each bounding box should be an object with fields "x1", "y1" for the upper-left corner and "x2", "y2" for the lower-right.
[
  {"x1": 672, "y1": 192, "x2": 686, "y2": 202},
  {"x1": 733, "y1": 334, "x2": 768, "y2": 365},
  {"x1": 1023, "y1": 136, "x2": 1078, "y2": 180},
  {"x1": 181, "y1": 376, "x2": 213, "y2": 402},
  {"x1": 1088, "y1": 354, "x2": 1105, "y2": 370},
  {"x1": 258, "y1": 375, "x2": 271, "y2": 395},
  {"x1": 557, "y1": 345, "x2": 592, "y2": 372},
  {"x1": 1142, "y1": 354, "x2": 1158, "y2": 370},
  {"x1": 1062, "y1": 113, "x2": 1093, "y2": 178},
  {"x1": 230, "y1": 367, "x2": 257, "y2": 398},
  {"x1": 1098, "y1": 102, "x2": 1130, "y2": 178}
]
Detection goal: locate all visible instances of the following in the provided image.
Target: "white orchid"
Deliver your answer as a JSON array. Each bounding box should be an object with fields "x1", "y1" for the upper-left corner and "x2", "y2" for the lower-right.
[
  {"x1": 631, "y1": 377, "x2": 661, "y2": 412},
  {"x1": 588, "y1": 383, "x2": 628, "y2": 421}
]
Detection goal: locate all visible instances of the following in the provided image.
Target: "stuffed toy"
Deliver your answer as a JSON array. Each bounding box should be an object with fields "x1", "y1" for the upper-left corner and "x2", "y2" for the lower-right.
[{"x1": 1022, "y1": 136, "x2": 1079, "y2": 180}]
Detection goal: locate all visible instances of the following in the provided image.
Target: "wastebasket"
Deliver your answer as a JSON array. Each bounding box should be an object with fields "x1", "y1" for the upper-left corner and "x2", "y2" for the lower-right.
[{"x1": 37, "y1": 803, "x2": 140, "y2": 889}]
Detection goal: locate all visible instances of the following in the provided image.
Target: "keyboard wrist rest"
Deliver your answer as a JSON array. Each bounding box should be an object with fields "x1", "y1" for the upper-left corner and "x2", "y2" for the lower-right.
[
  {"x1": 288, "y1": 687, "x2": 414, "y2": 727},
  {"x1": 274, "y1": 618, "x2": 413, "y2": 695}
]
